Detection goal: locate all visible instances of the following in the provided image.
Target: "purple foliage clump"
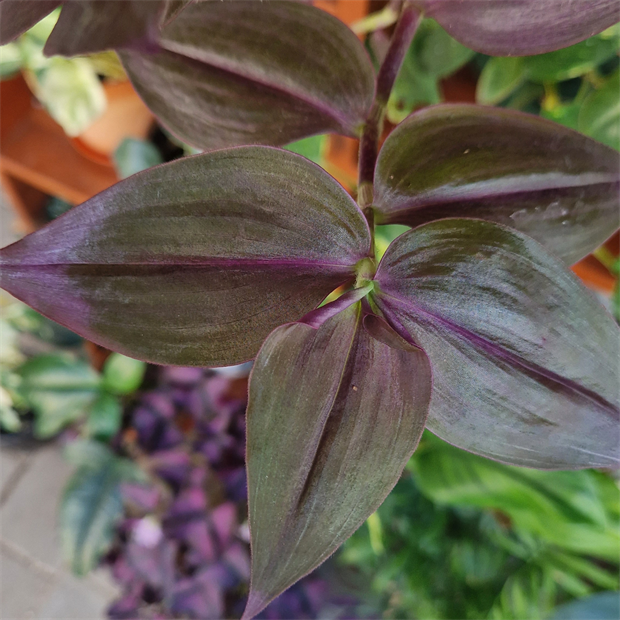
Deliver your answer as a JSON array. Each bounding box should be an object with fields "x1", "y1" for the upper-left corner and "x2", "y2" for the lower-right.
[{"x1": 104, "y1": 367, "x2": 358, "y2": 620}]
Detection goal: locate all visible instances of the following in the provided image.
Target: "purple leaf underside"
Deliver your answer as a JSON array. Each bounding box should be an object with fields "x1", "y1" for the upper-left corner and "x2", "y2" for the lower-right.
[
  {"x1": 244, "y1": 303, "x2": 432, "y2": 618},
  {"x1": 0, "y1": 147, "x2": 370, "y2": 367},
  {"x1": 374, "y1": 105, "x2": 620, "y2": 265},
  {"x1": 414, "y1": 0, "x2": 620, "y2": 56},
  {"x1": 120, "y1": 0, "x2": 375, "y2": 151},
  {"x1": 374, "y1": 218, "x2": 620, "y2": 469}
]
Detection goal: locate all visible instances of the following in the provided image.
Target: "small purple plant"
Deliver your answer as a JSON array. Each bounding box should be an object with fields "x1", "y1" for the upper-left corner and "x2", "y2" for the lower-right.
[
  {"x1": 0, "y1": 1, "x2": 619, "y2": 616},
  {"x1": 106, "y1": 367, "x2": 359, "y2": 620}
]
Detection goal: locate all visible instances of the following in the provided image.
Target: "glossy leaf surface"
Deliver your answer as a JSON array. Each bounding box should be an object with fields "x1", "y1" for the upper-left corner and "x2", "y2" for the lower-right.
[
  {"x1": 0, "y1": 147, "x2": 370, "y2": 367},
  {"x1": 44, "y1": 0, "x2": 169, "y2": 57},
  {"x1": 121, "y1": 0, "x2": 374, "y2": 150},
  {"x1": 413, "y1": 0, "x2": 620, "y2": 56},
  {"x1": 244, "y1": 304, "x2": 431, "y2": 618},
  {"x1": 374, "y1": 219, "x2": 620, "y2": 469},
  {"x1": 0, "y1": 0, "x2": 59, "y2": 45},
  {"x1": 374, "y1": 105, "x2": 620, "y2": 265}
]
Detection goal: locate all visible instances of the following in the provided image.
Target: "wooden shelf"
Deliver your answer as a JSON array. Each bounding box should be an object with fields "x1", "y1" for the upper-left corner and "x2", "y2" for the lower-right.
[{"x1": 0, "y1": 74, "x2": 118, "y2": 233}]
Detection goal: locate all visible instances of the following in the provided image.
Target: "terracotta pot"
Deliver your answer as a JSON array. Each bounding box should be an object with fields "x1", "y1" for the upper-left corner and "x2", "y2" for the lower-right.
[
  {"x1": 72, "y1": 80, "x2": 154, "y2": 166},
  {"x1": 571, "y1": 233, "x2": 618, "y2": 295}
]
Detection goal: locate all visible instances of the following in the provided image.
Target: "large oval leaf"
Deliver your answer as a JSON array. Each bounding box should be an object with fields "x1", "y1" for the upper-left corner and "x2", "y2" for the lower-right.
[
  {"x1": 0, "y1": 0, "x2": 59, "y2": 45},
  {"x1": 244, "y1": 304, "x2": 431, "y2": 618},
  {"x1": 374, "y1": 105, "x2": 620, "y2": 265},
  {"x1": 0, "y1": 147, "x2": 370, "y2": 367},
  {"x1": 120, "y1": 0, "x2": 375, "y2": 150},
  {"x1": 43, "y1": 0, "x2": 171, "y2": 57},
  {"x1": 374, "y1": 218, "x2": 620, "y2": 469},
  {"x1": 412, "y1": 0, "x2": 620, "y2": 56}
]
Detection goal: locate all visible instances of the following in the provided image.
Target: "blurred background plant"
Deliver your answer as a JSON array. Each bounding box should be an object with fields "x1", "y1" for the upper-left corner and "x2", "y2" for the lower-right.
[{"x1": 0, "y1": 9, "x2": 126, "y2": 137}]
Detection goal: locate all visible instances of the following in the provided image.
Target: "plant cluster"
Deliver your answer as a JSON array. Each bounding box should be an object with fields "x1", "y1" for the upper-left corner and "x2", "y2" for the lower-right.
[
  {"x1": 342, "y1": 433, "x2": 620, "y2": 620},
  {"x1": 101, "y1": 366, "x2": 360, "y2": 620},
  {"x1": 0, "y1": 1, "x2": 619, "y2": 617},
  {"x1": 0, "y1": 296, "x2": 145, "y2": 439}
]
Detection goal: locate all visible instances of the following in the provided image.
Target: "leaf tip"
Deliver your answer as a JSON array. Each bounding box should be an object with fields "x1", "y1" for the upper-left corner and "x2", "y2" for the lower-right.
[{"x1": 241, "y1": 589, "x2": 269, "y2": 620}]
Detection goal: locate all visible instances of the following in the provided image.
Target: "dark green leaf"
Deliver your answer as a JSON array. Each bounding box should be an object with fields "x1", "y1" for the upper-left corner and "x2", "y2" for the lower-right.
[
  {"x1": 416, "y1": 445, "x2": 605, "y2": 526},
  {"x1": 244, "y1": 304, "x2": 431, "y2": 618},
  {"x1": 0, "y1": 147, "x2": 370, "y2": 366},
  {"x1": 579, "y1": 71, "x2": 620, "y2": 151},
  {"x1": 18, "y1": 354, "x2": 101, "y2": 438},
  {"x1": 476, "y1": 57, "x2": 526, "y2": 105},
  {"x1": 121, "y1": 1, "x2": 374, "y2": 150},
  {"x1": 102, "y1": 353, "x2": 146, "y2": 395},
  {"x1": 374, "y1": 219, "x2": 620, "y2": 469},
  {"x1": 374, "y1": 105, "x2": 620, "y2": 264},
  {"x1": 413, "y1": 0, "x2": 620, "y2": 56},
  {"x1": 489, "y1": 564, "x2": 556, "y2": 620},
  {"x1": 523, "y1": 35, "x2": 619, "y2": 83}
]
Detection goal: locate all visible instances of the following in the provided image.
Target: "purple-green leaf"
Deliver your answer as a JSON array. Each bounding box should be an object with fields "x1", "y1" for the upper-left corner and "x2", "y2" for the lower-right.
[
  {"x1": 0, "y1": 147, "x2": 370, "y2": 367},
  {"x1": 0, "y1": 0, "x2": 59, "y2": 45},
  {"x1": 120, "y1": 0, "x2": 375, "y2": 151},
  {"x1": 244, "y1": 303, "x2": 431, "y2": 618},
  {"x1": 374, "y1": 218, "x2": 620, "y2": 470},
  {"x1": 43, "y1": 0, "x2": 170, "y2": 57},
  {"x1": 374, "y1": 105, "x2": 620, "y2": 265},
  {"x1": 0, "y1": 0, "x2": 177, "y2": 55},
  {"x1": 412, "y1": 0, "x2": 620, "y2": 56}
]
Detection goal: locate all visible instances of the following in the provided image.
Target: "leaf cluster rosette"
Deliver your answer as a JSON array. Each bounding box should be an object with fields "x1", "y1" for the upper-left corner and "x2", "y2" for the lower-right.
[{"x1": 0, "y1": 1, "x2": 619, "y2": 618}]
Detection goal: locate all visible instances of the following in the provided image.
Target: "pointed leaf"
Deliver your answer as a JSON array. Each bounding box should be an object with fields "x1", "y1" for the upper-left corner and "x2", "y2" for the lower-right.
[
  {"x1": 0, "y1": 147, "x2": 370, "y2": 367},
  {"x1": 374, "y1": 105, "x2": 620, "y2": 265},
  {"x1": 0, "y1": 0, "x2": 59, "y2": 45},
  {"x1": 244, "y1": 304, "x2": 431, "y2": 618},
  {"x1": 120, "y1": 0, "x2": 375, "y2": 150},
  {"x1": 374, "y1": 218, "x2": 620, "y2": 469},
  {"x1": 413, "y1": 0, "x2": 620, "y2": 56}
]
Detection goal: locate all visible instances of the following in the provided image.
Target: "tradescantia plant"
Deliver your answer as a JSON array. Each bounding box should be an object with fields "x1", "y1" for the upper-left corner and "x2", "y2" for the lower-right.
[{"x1": 0, "y1": 0, "x2": 619, "y2": 617}]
